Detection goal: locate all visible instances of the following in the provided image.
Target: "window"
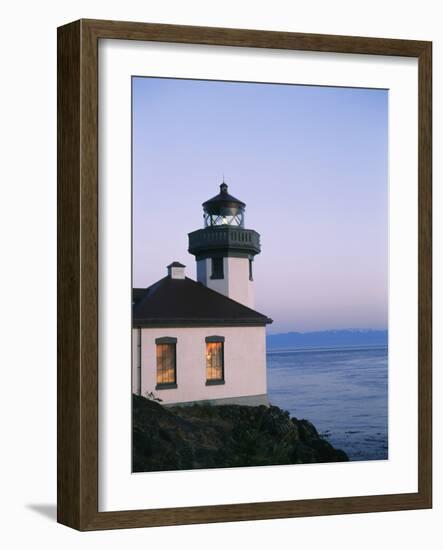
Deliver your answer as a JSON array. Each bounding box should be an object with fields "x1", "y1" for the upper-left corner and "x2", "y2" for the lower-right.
[
  {"x1": 205, "y1": 336, "x2": 225, "y2": 385},
  {"x1": 211, "y1": 257, "x2": 224, "y2": 279},
  {"x1": 155, "y1": 337, "x2": 177, "y2": 388},
  {"x1": 204, "y1": 213, "x2": 244, "y2": 227},
  {"x1": 249, "y1": 258, "x2": 253, "y2": 281}
]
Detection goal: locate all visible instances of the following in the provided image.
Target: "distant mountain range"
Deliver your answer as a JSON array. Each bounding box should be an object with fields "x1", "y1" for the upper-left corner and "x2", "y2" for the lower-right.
[{"x1": 266, "y1": 329, "x2": 388, "y2": 350}]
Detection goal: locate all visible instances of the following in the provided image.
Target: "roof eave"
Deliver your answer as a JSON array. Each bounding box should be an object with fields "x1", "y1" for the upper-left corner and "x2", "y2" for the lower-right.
[{"x1": 133, "y1": 318, "x2": 272, "y2": 328}]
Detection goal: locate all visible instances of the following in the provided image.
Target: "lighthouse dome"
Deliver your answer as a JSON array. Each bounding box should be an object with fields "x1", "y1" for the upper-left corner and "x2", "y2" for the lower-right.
[{"x1": 202, "y1": 182, "x2": 245, "y2": 227}]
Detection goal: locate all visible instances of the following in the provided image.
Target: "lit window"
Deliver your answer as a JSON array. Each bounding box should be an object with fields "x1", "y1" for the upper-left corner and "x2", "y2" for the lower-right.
[
  {"x1": 155, "y1": 337, "x2": 177, "y2": 388},
  {"x1": 205, "y1": 336, "x2": 225, "y2": 384},
  {"x1": 204, "y1": 213, "x2": 244, "y2": 227}
]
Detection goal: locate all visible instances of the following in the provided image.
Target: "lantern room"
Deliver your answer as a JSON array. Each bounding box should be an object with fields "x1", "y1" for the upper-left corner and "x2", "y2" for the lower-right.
[
  {"x1": 188, "y1": 181, "x2": 261, "y2": 308},
  {"x1": 202, "y1": 182, "x2": 246, "y2": 228}
]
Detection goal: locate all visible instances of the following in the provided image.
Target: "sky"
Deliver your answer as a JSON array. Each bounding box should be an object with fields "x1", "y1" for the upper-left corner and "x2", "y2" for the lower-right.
[{"x1": 132, "y1": 77, "x2": 388, "y2": 334}]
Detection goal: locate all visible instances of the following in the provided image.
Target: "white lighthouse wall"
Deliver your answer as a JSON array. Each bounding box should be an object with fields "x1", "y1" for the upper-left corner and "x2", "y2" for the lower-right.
[
  {"x1": 196, "y1": 257, "x2": 254, "y2": 308},
  {"x1": 137, "y1": 325, "x2": 267, "y2": 406},
  {"x1": 227, "y1": 257, "x2": 255, "y2": 308},
  {"x1": 196, "y1": 258, "x2": 229, "y2": 297},
  {"x1": 196, "y1": 258, "x2": 208, "y2": 286}
]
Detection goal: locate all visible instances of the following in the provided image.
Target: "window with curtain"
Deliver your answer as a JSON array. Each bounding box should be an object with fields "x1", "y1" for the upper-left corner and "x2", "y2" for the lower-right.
[
  {"x1": 155, "y1": 338, "x2": 177, "y2": 387},
  {"x1": 205, "y1": 336, "x2": 224, "y2": 384}
]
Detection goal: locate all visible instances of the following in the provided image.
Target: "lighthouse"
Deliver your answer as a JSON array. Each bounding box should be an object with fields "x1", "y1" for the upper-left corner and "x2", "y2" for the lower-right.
[
  {"x1": 132, "y1": 180, "x2": 272, "y2": 407},
  {"x1": 188, "y1": 182, "x2": 260, "y2": 308}
]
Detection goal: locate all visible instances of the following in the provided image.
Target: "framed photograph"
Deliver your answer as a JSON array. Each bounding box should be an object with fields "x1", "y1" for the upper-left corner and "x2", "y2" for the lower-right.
[{"x1": 57, "y1": 19, "x2": 432, "y2": 530}]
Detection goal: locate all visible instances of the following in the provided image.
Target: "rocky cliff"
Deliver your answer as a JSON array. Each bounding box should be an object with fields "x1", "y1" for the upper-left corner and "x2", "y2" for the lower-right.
[{"x1": 133, "y1": 394, "x2": 348, "y2": 472}]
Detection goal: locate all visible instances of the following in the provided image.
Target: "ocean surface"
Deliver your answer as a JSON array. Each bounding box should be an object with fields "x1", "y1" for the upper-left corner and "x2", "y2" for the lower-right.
[{"x1": 267, "y1": 345, "x2": 388, "y2": 461}]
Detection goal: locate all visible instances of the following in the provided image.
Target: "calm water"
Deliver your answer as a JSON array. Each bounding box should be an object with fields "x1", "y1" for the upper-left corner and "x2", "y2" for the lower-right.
[{"x1": 267, "y1": 345, "x2": 388, "y2": 461}]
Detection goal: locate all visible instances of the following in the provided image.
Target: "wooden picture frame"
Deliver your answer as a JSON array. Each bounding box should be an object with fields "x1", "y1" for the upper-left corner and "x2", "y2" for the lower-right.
[{"x1": 57, "y1": 19, "x2": 432, "y2": 530}]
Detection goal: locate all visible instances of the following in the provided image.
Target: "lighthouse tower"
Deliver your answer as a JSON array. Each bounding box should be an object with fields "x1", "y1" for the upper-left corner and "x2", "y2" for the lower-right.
[{"x1": 188, "y1": 182, "x2": 261, "y2": 308}]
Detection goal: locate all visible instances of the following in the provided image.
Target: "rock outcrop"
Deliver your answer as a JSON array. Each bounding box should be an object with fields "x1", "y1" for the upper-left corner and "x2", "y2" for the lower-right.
[{"x1": 132, "y1": 394, "x2": 348, "y2": 472}]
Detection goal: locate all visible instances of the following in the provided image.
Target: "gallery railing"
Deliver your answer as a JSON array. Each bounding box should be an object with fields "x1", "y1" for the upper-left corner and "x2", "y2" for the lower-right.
[{"x1": 188, "y1": 227, "x2": 261, "y2": 257}]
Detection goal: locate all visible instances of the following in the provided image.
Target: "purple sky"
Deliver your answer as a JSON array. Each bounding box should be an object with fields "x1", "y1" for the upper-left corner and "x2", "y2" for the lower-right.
[{"x1": 132, "y1": 77, "x2": 388, "y2": 334}]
